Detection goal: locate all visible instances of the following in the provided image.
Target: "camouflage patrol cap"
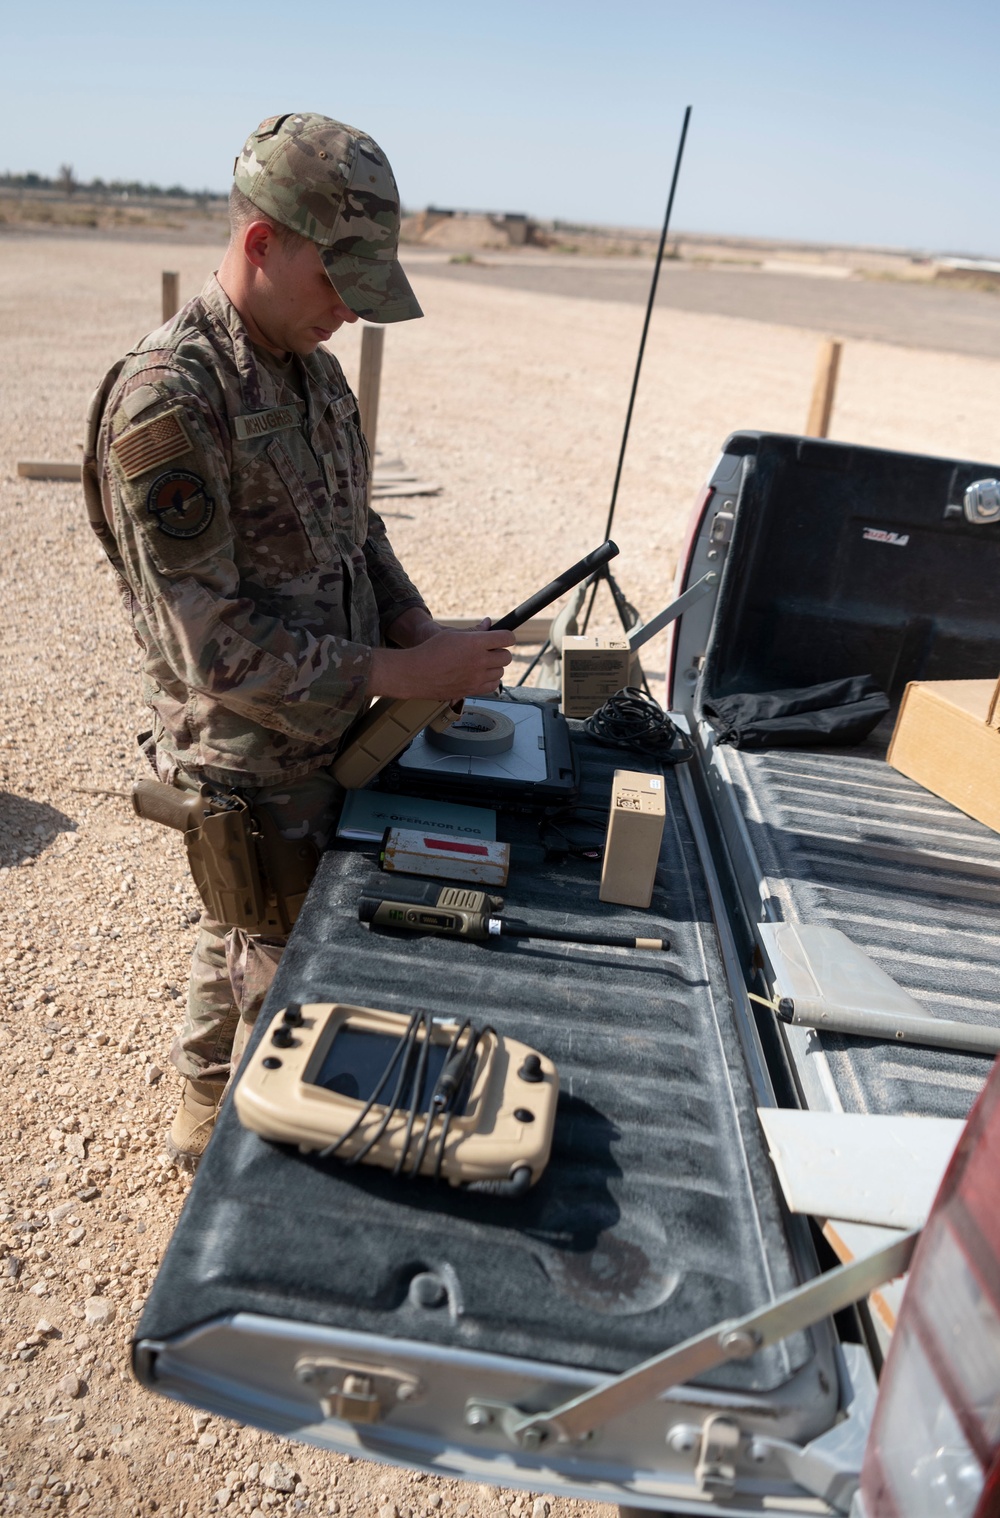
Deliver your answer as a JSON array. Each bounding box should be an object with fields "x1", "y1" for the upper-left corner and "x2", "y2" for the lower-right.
[{"x1": 234, "y1": 112, "x2": 422, "y2": 324}]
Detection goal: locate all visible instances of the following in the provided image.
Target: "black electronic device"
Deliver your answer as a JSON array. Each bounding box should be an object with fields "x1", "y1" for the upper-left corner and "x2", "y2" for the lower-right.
[{"x1": 377, "y1": 696, "x2": 579, "y2": 809}]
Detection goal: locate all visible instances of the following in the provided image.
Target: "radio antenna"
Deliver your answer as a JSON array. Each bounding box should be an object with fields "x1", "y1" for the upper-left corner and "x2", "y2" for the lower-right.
[{"x1": 581, "y1": 104, "x2": 692, "y2": 633}]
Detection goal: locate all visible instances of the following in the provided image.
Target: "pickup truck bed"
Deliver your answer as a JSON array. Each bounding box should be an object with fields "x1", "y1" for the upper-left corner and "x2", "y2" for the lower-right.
[
  {"x1": 705, "y1": 724, "x2": 1000, "y2": 1124},
  {"x1": 671, "y1": 431, "x2": 1000, "y2": 1138}
]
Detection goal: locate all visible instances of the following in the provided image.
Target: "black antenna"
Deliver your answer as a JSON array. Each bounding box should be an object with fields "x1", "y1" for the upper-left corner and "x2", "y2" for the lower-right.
[{"x1": 581, "y1": 104, "x2": 692, "y2": 633}]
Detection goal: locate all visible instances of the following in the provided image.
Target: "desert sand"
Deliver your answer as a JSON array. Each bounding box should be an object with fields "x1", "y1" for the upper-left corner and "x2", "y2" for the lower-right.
[{"x1": 1, "y1": 232, "x2": 998, "y2": 1516}]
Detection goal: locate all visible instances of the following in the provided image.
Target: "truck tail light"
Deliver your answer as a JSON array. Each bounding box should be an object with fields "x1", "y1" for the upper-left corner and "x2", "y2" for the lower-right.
[
  {"x1": 860, "y1": 1058, "x2": 1000, "y2": 1516},
  {"x1": 665, "y1": 482, "x2": 714, "y2": 706}
]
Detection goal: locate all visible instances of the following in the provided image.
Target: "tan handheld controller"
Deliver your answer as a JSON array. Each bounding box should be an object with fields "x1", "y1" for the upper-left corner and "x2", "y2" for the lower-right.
[{"x1": 234, "y1": 1002, "x2": 559, "y2": 1188}]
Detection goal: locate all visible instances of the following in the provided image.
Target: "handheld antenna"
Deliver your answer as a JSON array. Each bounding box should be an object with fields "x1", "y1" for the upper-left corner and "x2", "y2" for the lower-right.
[{"x1": 581, "y1": 105, "x2": 692, "y2": 633}]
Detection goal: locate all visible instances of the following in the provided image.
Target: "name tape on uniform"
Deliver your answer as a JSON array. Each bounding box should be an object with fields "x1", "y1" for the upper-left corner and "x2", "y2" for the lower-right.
[{"x1": 233, "y1": 404, "x2": 302, "y2": 441}]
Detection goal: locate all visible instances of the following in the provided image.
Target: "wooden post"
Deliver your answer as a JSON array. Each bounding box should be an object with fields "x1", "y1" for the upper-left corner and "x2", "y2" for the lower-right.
[
  {"x1": 358, "y1": 325, "x2": 385, "y2": 508},
  {"x1": 806, "y1": 338, "x2": 842, "y2": 438},
  {"x1": 162, "y1": 271, "x2": 180, "y2": 324},
  {"x1": 357, "y1": 324, "x2": 385, "y2": 458}
]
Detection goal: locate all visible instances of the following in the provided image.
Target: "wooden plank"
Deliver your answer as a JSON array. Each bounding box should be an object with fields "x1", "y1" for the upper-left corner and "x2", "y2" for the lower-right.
[
  {"x1": 439, "y1": 616, "x2": 551, "y2": 645},
  {"x1": 17, "y1": 461, "x2": 81, "y2": 481},
  {"x1": 359, "y1": 325, "x2": 386, "y2": 511},
  {"x1": 822, "y1": 1218, "x2": 909, "y2": 1341},
  {"x1": 370, "y1": 482, "x2": 441, "y2": 499},
  {"x1": 162, "y1": 270, "x2": 180, "y2": 323},
  {"x1": 805, "y1": 337, "x2": 842, "y2": 437},
  {"x1": 758, "y1": 1107, "x2": 963, "y2": 1229}
]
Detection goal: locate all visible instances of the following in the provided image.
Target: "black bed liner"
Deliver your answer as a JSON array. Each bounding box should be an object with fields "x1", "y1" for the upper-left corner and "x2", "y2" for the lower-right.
[
  {"x1": 673, "y1": 434, "x2": 1000, "y2": 1135},
  {"x1": 136, "y1": 734, "x2": 822, "y2": 1398},
  {"x1": 701, "y1": 434, "x2": 1000, "y2": 709},
  {"x1": 705, "y1": 725, "x2": 1000, "y2": 1124},
  {"x1": 684, "y1": 431, "x2": 1000, "y2": 1130}
]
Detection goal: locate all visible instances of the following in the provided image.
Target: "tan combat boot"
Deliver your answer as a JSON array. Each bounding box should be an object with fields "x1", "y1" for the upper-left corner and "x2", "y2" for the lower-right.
[{"x1": 165, "y1": 1078, "x2": 226, "y2": 1172}]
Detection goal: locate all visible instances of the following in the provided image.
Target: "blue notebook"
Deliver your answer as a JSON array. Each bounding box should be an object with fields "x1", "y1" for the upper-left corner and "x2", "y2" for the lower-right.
[{"x1": 336, "y1": 789, "x2": 496, "y2": 844}]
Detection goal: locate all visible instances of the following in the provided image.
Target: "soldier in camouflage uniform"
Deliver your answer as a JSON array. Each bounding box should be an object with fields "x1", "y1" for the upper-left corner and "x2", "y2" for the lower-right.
[{"x1": 82, "y1": 113, "x2": 514, "y2": 1168}]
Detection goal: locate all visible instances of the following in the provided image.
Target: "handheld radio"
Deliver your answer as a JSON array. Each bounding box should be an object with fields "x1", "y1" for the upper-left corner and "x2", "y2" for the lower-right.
[{"x1": 358, "y1": 877, "x2": 669, "y2": 952}]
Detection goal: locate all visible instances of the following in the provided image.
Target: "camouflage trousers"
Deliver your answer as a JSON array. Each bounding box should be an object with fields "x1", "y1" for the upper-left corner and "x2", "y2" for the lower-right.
[{"x1": 162, "y1": 764, "x2": 343, "y2": 1083}]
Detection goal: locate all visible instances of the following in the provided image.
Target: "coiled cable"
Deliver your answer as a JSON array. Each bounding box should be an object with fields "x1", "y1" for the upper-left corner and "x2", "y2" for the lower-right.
[{"x1": 584, "y1": 687, "x2": 694, "y2": 764}]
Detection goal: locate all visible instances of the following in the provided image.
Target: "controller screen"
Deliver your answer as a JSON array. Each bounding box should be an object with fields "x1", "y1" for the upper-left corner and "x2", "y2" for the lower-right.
[{"x1": 309, "y1": 1027, "x2": 463, "y2": 1114}]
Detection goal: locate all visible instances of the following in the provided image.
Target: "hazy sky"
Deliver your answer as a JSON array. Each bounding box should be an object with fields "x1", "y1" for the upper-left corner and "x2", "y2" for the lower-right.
[{"x1": 6, "y1": 0, "x2": 1000, "y2": 255}]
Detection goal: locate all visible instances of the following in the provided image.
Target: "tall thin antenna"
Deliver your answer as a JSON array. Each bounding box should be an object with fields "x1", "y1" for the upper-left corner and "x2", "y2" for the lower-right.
[{"x1": 581, "y1": 105, "x2": 692, "y2": 632}]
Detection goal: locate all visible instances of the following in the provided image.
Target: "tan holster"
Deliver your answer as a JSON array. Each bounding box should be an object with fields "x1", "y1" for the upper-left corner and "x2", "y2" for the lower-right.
[{"x1": 131, "y1": 775, "x2": 318, "y2": 935}]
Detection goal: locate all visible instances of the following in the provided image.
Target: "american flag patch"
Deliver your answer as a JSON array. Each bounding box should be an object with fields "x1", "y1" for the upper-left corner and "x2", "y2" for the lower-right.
[{"x1": 111, "y1": 408, "x2": 192, "y2": 481}]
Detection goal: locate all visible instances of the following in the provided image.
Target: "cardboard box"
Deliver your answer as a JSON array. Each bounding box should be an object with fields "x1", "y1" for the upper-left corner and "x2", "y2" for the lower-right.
[
  {"x1": 599, "y1": 769, "x2": 666, "y2": 909},
  {"x1": 561, "y1": 636, "x2": 641, "y2": 719},
  {"x1": 887, "y1": 678, "x2": 1000, "y2": 834}
]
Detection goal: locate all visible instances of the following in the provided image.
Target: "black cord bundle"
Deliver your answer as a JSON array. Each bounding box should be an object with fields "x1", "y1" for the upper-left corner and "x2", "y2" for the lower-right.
[
  {"x1": 584, "y1": 687, "x2": 694, "y2": 764},
  {"x1": 318, "y1": 1010, "x2": 492, "y2": 1182},
  {"x1": 538, "y1": 804, "x2": 608, "y2": 862}
]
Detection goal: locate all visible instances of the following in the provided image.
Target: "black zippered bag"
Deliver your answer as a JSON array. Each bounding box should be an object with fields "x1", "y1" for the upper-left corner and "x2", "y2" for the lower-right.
[{"x1": 703, "y1": 674, "x2": 889, "y2": 750}]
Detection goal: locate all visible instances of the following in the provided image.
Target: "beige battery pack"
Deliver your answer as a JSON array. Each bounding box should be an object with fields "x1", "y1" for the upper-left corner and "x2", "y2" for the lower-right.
[
  {"x1": 234, "y1": 1002, "x2": 558, "y2": 1188},
  {"x1": 599, "y1": 769, "x2": 666, "y2": 909},
  {"x1": 561, "y1": 636, "x2": 641, "y2": 719}
]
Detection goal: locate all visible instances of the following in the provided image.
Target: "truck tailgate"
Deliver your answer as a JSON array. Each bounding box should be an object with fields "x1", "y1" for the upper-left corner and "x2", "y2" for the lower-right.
[{"x1": 134, "y1": 731, "x2": 839, "y2": 1501}]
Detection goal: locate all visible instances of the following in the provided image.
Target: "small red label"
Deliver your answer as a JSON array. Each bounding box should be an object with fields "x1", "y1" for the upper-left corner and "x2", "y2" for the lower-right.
[{"x1": 424, "y1": 837, "x2": 489, "y2": 856}]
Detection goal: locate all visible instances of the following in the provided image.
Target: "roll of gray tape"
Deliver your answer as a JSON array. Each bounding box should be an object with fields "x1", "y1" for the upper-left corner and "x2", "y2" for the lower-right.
[{"x1": 426, "y1": 706, "x2": 516, "y2": 757}]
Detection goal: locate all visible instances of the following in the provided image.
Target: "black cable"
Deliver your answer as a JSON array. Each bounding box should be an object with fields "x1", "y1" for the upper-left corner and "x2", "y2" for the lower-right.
[
  {"x1": 392, "y1": 1012, "x2": 434, "y2": 1177},
  {"x1": 410, "y1": 1016, "x2": 471, "y2": 1179},
  {"x1": 426, "y1": 1023, "x2": 494, "y2": 1181},
  {"x1": 538, "y1": 804, "x2": 609, "y2": 862},
  {"x1": 316, "y1": 1010, "x2": 418, "y2": 1160},
  {"x1": 464, "y1": 1166, "x2": 532, "y2": 1197},
  {"x1": 344, "y1": 1011, "x2": 426, "y2": 1166},
  {"x1": 584, "y1": 687, "x2": 694, "y2": 765},
  {"x1": 318, "y1": 1010, "x2": 492, "y2": 1183}
]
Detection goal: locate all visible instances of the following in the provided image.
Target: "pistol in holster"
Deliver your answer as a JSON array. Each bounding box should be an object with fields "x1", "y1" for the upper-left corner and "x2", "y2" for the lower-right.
[{"x1": 131, "y1": 776, "x2": 318, "y2": 936}]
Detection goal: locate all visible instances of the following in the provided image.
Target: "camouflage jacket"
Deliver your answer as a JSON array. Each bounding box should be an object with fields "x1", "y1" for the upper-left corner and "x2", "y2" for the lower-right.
[{"x1": 83, "y1": 275, "x2": 426, "y2": 785}]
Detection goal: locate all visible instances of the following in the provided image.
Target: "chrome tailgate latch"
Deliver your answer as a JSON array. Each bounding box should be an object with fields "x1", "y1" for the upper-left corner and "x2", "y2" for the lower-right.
[
  {"x1": 694, "y1": 1414, "x2": 741, "y2": 1494},
  {"x1": 295, "y1": 1355, "x2": 423, "y2": 1424},
  {"x1": 709, "y1": 510, "x2": 734, "y2": 545}
]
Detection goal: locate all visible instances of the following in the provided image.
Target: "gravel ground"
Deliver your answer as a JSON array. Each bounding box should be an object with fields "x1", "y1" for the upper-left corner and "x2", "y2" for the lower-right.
[{"x1": 1, "y1": 233, "x2": 999, "y2": 1516}]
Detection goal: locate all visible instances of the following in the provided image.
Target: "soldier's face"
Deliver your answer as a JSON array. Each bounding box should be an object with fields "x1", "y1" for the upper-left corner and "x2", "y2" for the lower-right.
[
  {"x1": 255, "y1": 230, "x2": 360, "y2": 355},
  {"x1": 244, "y1": 226, "x2": 361, "y2": 356}
]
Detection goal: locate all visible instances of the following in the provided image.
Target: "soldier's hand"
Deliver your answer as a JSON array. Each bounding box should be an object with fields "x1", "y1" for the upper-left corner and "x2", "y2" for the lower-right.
[{"x1": 369, "y1": 625, "x2": 515, "y2": 700}]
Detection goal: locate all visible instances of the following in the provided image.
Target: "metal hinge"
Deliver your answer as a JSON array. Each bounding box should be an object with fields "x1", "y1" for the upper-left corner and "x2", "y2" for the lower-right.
[
  {"x1": 710, "y1": 510, "x2": 735, "y2": 545},
  {"x1": 294, "y1": 1355, "x2": 424, "y2": 1424}
]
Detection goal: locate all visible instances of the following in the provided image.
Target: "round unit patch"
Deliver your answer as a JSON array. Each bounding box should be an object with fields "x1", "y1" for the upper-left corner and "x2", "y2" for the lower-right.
[{"x1": 146, "y1": 471, "x2": 215, "y2": 539}]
